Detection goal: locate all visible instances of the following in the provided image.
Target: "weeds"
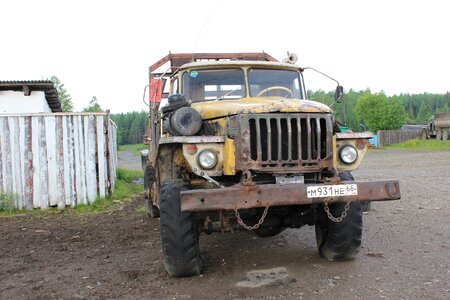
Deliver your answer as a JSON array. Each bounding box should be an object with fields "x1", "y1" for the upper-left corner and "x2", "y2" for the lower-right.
[
  {"x1": 0, "y1": 193, "x2": 17, "y2": 214},
  {"x1": 387, "y1": 139, "x2": 450, "y2": 150},
  {"x1": 72, "y1": 168, "x2": 144, "y2": 214}
]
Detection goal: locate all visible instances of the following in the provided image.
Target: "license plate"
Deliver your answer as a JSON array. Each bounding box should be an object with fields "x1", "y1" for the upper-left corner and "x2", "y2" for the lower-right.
[{"x1": 306, "y1": 184, "x2": 358, "y2": 198}]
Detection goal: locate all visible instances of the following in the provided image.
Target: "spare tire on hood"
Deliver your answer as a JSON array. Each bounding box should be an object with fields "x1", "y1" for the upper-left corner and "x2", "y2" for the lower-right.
[{"x1": 169, "y1": 106, "x2": 202, "y2": 136}]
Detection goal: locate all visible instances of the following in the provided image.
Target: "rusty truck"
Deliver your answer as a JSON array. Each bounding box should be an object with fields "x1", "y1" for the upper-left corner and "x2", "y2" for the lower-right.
[
  {"x1": 432, "y1": 112, "x2": 450, "y2": 140},
  {"x1": 142, "y1": 53, "x2": 401, "y2": 277}
]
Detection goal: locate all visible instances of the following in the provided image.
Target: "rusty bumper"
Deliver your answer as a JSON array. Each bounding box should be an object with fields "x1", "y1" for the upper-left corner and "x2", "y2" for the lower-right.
[{"x1": 180, "y1": 180, "x2": 400, "y2": 212}]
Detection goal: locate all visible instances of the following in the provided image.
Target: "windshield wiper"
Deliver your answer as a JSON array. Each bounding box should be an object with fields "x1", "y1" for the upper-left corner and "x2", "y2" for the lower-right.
[{"x1": 215, "y1": 87, "x2": 242, "y2": 101}]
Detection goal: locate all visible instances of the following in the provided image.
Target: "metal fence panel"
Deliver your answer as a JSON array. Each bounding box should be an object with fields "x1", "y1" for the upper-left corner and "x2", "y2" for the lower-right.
[{"x1": 0, "y1": 113, "x2": 117, "y2": 209}]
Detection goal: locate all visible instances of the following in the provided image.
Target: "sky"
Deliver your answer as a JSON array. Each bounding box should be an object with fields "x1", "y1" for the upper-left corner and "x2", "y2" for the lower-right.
[{"x1": 0, "y1": 0, "x2": 449, "y2": 113}]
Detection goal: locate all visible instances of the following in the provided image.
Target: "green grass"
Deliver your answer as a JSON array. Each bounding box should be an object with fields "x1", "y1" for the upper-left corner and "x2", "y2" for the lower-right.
[
  {"x1": 0, "y1": 193, "x2": 18, "y2": 214},
  {"x1": 73, "y1": 168, "x2": 144, "y2": 214},
  {"x1": 387, "y1": 139, "x2": 450, "y2": 150},
  {"x1": 118, "y1": 143, "x2": 147, "y2": 155},
  {"x1": 0, "y1": 168, "x2": 144, "y2": 216}
]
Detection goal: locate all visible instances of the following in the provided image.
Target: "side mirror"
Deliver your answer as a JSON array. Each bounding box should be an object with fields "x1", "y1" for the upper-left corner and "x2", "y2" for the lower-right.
[{"x1": 335, "y1": 85, "x2": 344, "y2": 103}]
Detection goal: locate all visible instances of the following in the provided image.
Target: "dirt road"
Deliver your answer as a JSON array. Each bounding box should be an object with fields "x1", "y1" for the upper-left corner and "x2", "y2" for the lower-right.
[{"x1": 1, "y1": 149, "x2": 449, "y2": 299}]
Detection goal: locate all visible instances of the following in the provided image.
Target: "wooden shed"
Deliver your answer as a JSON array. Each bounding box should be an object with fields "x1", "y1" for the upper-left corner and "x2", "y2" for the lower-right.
[{"x1": 0, "y1": 81, "x2": 117, "y2": 209}]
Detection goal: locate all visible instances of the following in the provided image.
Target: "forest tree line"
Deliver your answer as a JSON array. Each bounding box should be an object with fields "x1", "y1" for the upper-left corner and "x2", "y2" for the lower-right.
[
  {"x1": 111, "y1": 90, "x2": 450, "y2": 145},
  {"x1": 309, "y1": 89, "x2": 450, "y2": 132},
  {"x1": 50, "y1": 76, "x2": 450, "y2": 145}
]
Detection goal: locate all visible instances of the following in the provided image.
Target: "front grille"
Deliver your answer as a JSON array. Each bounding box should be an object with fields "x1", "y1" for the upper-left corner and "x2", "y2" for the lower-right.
[{"x1": 235, "y1": 113, "x2": 333, "y2": 172}]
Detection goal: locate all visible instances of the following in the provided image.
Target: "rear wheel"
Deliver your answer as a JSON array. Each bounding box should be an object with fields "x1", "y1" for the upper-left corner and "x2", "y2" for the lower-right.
[
  {"x1": 160, "y1": 180, "x2": 203, "y2": 277},
  {"x1": 443, "y1": 130, "x2": 449, "y2": 140},
  {"x1": 436, "y1": 130, "x2": 442, "y2": 140},
  {"x1": 421, "y1": 129, "x2": 428, "y2": 140},
  {"x1": 315, "y1": 172, "x2": 363, "y2": 261},
  {"x1": 360, "y1": 201, "x2": 372, "y2": 212},
  {"x1": 144, "y1": 167, "x2": 159, "y2": 218}
]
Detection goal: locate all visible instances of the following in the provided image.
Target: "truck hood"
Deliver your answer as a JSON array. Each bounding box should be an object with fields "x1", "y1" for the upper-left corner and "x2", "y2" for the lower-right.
[{"x1": 191, "y1": 97, "x2": 332, "y2": 120}]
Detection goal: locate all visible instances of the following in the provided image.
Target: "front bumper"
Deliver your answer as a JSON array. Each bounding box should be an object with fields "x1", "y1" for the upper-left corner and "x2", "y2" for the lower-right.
[{"x1": 180, "y1": 180, "x2": 400, "y2": 212}]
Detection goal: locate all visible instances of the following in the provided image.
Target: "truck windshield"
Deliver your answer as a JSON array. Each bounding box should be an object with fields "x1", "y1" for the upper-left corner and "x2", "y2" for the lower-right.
[
  {"x1": 248, "y1": 69, "x2": 302, "y2": 99},
  {"x1": 182, "y1": 69, "x2": 245, "y2": 102}
]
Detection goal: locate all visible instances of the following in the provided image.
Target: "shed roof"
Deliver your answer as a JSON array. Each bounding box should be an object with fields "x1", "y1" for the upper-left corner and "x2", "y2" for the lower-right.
[{"x1": 0, "y1": 80, "x2": 62, "y2": 112}]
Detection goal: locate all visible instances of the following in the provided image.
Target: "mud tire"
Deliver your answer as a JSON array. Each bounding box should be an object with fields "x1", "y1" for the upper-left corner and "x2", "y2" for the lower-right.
[
  {"x1": 144, "y1": 167, "x2": 159, "y2": 218},
  {"x1": 360, "y1": 201, "x2": 372, "y2": 212},
  {"x1": 160, "y1": 180, "x2": 203, "y2": 277},
  {"x1": 315, "y1": 172, "x2": 363, "y2": 261},
  {"x1": 443, "y1": 130, "x2": 449, "y2": 140}
]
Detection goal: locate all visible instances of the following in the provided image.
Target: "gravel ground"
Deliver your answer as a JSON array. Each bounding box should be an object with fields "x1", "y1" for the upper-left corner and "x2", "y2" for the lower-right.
[{"x1": 0, "y1": 149, "x2": 449, "y2": 299}]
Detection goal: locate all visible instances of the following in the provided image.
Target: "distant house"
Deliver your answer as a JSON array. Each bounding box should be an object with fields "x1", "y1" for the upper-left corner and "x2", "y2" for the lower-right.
[{"x1": 0, "y1": 80, "x2": 61, "y2": 113}]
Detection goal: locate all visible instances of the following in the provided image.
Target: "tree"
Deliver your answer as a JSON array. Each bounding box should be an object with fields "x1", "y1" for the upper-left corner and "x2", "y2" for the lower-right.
[
  {"x1": 417, "y1": 102, "x2": 432, "y2": 124},
  {"x1": 48, "y1": 75, "x2": 74, "y2": 112},
  {"x1": 110, "y1": 111, "x2": 149, "y2": 145},
  {"x1": 354, "y1": 92, "x2": 406, "y2": 132},
  {"x1": 83, "y1": 96, "x2": 103, "y2": 112}
]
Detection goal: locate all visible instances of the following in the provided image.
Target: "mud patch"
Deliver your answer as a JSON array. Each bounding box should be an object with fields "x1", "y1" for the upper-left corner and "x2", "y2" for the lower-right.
[{"x1": 236, "y1": 267, "x2": 289, "y2": 288}]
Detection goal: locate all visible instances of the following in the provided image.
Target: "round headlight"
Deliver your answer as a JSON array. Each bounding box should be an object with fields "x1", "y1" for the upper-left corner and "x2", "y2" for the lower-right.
[
  {"x1": 197, "y1": 150, "x2": 217, "y2": 169},
  {"x1": 339, "y1": 145, "x2": 358, "y2": 164}
]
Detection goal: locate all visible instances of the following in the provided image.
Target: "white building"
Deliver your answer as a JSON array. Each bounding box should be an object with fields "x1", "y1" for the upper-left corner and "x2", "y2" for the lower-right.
[{"x1": 0, "y1": 81, "x2": 61, "y2": 113}]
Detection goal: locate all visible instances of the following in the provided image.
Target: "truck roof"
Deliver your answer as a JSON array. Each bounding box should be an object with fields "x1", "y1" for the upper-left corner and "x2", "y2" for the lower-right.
[
  {"x1": 179, "y1": 60, "x2": 301, "y2": 71},
  {"x1": 150, "y1": 52, "x2": 279, "y2": 74}
]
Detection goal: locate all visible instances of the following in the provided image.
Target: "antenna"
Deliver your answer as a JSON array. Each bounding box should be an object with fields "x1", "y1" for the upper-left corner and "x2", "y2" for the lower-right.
[{"x1": 191, "y1": 5, "x2": 220, "y2": 57}]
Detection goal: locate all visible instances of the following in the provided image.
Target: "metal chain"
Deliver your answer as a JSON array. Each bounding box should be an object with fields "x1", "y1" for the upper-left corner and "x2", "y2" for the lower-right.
[
  {"x1": 234, "y1": 206, "x2": 270, "y2": 231},
  {"x1": 323, "y1": 201, "x2": 350, "y2": 223}
]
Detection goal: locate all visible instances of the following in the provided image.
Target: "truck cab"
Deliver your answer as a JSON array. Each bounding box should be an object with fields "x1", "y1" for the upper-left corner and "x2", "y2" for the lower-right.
[{"x1": 143, "y1": 53, "x2": 401, "y2": 277}]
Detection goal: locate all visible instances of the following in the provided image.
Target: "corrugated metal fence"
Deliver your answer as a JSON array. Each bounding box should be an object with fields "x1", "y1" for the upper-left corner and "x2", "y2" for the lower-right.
[
  {"x1": 0, "y1": 113, "x2": 117, "y2": 209},
  {"x1": 377, "y1": 129, "x2": 425, "y2": 148}
]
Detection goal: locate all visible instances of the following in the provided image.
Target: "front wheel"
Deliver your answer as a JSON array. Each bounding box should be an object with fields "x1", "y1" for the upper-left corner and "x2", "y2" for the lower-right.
[
  {"x1": 315, "y1": 172, "x2": 363, "y2": 261},
  {"x1": 160, "y1": 180, "x2": 203, "y2": 277}
]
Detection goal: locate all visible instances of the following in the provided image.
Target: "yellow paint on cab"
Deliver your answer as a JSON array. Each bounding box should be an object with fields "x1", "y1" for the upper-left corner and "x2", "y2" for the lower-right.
[
  {"x1": 332, "y1": 135, "x2": 337, "y2": 169},
  {"x1": 223, "y1": 138, "x2": 236, "y2": 175},
  {"x1": 192, "y1": 97, "x2": 331, "y2": 120}
]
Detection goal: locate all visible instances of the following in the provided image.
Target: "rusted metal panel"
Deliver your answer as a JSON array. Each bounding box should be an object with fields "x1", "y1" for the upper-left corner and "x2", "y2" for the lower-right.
[
  {"x1": 181, "y1": 180, "x2": 401, "y2": 212},
  {"x1": 159, "y1": 135, "x2": 225, "y2": 144},
  {"x1": 336, "y1": 132, "x2": 374, "y2": 139},
  {"x1": 150, "y1": 52, "x2": 279, "y2": 73},
  {"x1": 234, "y1": 113, "x2": 334, "y2": 173},
  {"x1": 0, "y1": 113, "x2": 117, "y2": 209}
]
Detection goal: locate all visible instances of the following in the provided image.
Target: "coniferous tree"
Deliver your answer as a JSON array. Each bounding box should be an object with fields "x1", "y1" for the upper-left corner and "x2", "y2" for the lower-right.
[{"x1": 48, "y1": 75, "x2": 74, "y2": 112}]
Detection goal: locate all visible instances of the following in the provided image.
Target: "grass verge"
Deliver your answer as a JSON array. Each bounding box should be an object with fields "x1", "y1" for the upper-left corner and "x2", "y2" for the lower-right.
[
  {"x1": 118, "y1": 144, "x2": 147, "y2": 155},
  {"x1": 386, "y1": 139, "x2": 450, "y2": 150},
  {"x1": 69, "y1": 168, "x2": 144, "y2": 214},
  {"x1": 0, "y1": 194, "x2": 17, "y2": 214}
]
